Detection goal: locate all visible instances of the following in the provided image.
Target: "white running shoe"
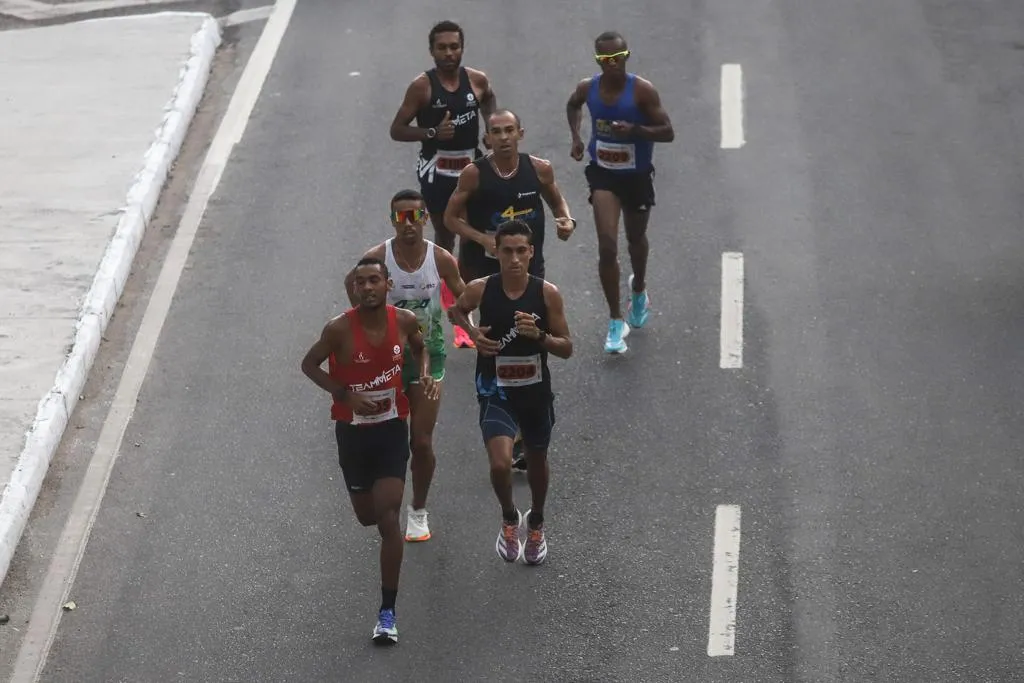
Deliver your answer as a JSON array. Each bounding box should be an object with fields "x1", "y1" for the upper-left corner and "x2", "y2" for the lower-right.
[{"x1": 404, "y1": 505, "x2": 431, "y2": 542}]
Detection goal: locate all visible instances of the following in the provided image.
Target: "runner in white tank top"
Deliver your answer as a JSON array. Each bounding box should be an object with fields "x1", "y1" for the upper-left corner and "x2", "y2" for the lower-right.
[{"x1": 345, "y1": 189, "x2": 467, "y2": 545}]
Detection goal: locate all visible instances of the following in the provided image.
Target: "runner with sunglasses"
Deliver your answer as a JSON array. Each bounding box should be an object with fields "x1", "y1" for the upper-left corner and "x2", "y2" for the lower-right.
[
  {"x1": 565, "y1": 31, "x2": 675, "y2": 354},
  {"x1": 389, "y1": 20, "x2": 498, "y2": 350},
  {"x1": 345, "y1": 189, "x2": 467, "y2": 543}
]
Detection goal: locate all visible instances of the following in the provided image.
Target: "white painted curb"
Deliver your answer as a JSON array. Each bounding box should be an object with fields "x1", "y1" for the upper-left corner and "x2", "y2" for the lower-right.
[{"x1": 0, "y1": 13, "x2": 223, "y2": 588}]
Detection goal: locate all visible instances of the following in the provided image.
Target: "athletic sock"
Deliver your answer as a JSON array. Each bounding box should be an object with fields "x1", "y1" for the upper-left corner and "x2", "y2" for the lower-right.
[
  {"x1": 528, "y1": 510, "x2": 544, "y2": 528},
  {"x1": 381, "y1": 587, "x2": 397, "y2": 612},
  {"x1": 502, "y1": 507, "x2": 519, "y2": 524}
]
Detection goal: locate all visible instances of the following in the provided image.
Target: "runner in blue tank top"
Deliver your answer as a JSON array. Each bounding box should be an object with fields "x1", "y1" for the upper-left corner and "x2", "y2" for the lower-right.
[{"x1": 566, "y1": 31, "x2": 675, "y2": 354}]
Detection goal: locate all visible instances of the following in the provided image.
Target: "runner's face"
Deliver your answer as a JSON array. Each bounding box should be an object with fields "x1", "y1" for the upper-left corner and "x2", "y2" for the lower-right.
[
  {"x1": 391, "y1": 200, "x2": 427, "y2": 244},
  {"x1": 485, "y1": 113, "x2": 522, "y2": 157},
  {"x1": 496, "y1": 234, "x2": 533, "y2": 275},
  {"x1": 430, "y1": 32, "x2": 463, "y2": 73},
  {"x1": 595, "y1": 39, "x2": 629, "y2": 78},
  {"x1": 353, "y1": 265, "x2": 390, "y2": 309}
]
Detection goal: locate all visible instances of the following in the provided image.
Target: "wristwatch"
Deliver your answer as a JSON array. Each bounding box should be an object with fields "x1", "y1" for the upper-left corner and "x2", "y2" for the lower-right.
[
  {"x1": 537, "y1": 330, "x2": 548, "y2": 344},
  {"x1": 426, "y1": 127, "x2": 437, "y2": 139}
]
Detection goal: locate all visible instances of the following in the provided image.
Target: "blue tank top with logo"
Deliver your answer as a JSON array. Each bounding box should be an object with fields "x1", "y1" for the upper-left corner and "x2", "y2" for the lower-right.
[{"x1": 586, "y1": 73, "x2": 654, "y2": 174}]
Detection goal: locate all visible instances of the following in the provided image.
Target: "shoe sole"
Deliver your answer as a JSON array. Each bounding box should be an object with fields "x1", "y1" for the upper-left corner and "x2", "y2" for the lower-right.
[
  {"x1": 404, "y1": 532, "x2": 432, "y2": 542},
  {"x1": 372, "y1": 633, "x2": 398, "y2": 645}
]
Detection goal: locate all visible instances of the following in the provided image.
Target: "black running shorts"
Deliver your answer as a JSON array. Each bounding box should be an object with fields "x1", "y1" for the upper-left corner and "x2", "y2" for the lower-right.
[
  {"x1": 585, "y1": 162, "x2": 656, "y2": 213},
  {"x1": 478, "y1": 393, "x2": 556, "y2": 451},
  {"x1": 334, "y1": 418, "x2": 410, "y2": 494},
  {"x1": 419, "y1": 172, "x2": 459, "y2": 216}
]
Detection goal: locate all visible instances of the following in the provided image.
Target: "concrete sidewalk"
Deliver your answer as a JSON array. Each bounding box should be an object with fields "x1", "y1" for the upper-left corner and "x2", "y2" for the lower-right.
[{"x1": 0, "y1": 12, "x2": 222, "y2": 587}]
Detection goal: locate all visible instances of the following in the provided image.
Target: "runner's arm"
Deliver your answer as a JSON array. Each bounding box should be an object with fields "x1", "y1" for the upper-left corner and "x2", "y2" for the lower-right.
[
  {"x1": 443, "y1": 165, "x2": 489, "y2": 248},
  {"x1": 389, "y1": 76, "x2": 434, "y2": 142},
  {"x1": 566, "y1": 78, "x2": 591, "y2": 143},
  {"x1": 539, "y1": 282, "x2": 573, "y2": 359},
  {"x1": 434, "y1": 245, "x2": 467, "y2": 298},
  {"x1": 399, "y1": 309, "x2": 429, "y2": 379},
  {"x1": 535, "y1": 159, "x2": 573, "y2": 221},
  {"x1": 300, "y1": 318, "x2": 351, "y2": 400},
  {"x1": 447, "y1": 278, "x2": 484, "y2": 332},
  {"x1": 633, "y1": 80, "x2": 675, "y2": 142},
  {"x1": 474, "y1": 70, "x2": 497, "y2": 120}
]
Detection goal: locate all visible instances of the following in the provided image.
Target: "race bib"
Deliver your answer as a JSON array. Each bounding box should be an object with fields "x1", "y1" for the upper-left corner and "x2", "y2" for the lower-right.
[
  {"x1": 434, "y1": 149, "x2": 475, "y2": 178},
  {"x1": 350, "y1": 387, "x2": 399, "y2": 425},
  {"x1": 495, "y1": 355, "x2": 542, "y2": 387},
  {"x1": 595, "y1": 140, "x2": 636, "y2": 171}
]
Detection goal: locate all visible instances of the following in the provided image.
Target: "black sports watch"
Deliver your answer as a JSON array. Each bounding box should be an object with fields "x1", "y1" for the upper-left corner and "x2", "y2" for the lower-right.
[
  {"x1": 537, "y1": 330, "x2": 548, "y2": 344},
  {"x1": 426, "y1": 127, "x2": 437, "y2": 139}
]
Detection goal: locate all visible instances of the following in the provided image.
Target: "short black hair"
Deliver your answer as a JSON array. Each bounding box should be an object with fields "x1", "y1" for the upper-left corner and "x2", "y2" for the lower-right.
[
  {"x1": 595, "y1": 31, "x2": 626, "y2": 48},
  {"x1": 495, "y1": 219, "x2": 533, "y2": 246},
  {"x1": 390, "y1": 188, "x2": 424, "y2": 209},
  {"x1": 487, "y1": 109, "x2": 522, "y2": 129},
  {"x1": 429, "y1": 20, "x2": 464, "y2": 49},
  {"x1": 356, "y1": 256, "x2": 389, "y2": 279}
]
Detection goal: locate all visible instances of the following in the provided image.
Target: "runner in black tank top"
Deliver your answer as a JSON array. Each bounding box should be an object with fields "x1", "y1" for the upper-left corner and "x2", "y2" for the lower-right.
[
  {"x1": 444, "y1": 109, "x2": 580, "y2": 287},
  {"x1": 446, "y1": 219, "x2": 575, "y2": 567},
  {"x1": 414, "y1": 67, "x2": 481, "y2": 180},
  {"x1": 388, "y1": 22, "x2": 499, "y2": 349},
  {"x1": 463, "y1": 153, "x2": 547, "y2": 279}
]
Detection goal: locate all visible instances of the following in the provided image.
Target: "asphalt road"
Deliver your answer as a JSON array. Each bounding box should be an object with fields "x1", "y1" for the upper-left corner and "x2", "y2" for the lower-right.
[{"x1": 8, "y1": 0, "x2": 1024, "y2": 680}]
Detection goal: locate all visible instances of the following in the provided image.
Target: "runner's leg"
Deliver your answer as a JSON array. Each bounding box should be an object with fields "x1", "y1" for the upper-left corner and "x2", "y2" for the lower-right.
[
  {"x1": 404, "y1": 377, "x2": 441, "y2": 541},
  {"x1": 480, "y1": 396, "x2": 524, "y2": 561},
  {"x1": 520, "y1": 399, "x2": 554, "y2": 565},
  {"x1": 370, "y1": 418, "x2": 410, "y2": 644}
]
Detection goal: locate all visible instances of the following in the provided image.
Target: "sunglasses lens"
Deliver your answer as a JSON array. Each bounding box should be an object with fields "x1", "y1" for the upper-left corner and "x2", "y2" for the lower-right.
[{"x1": 393, "y1": 209, "x2": 424, "y2": 223}]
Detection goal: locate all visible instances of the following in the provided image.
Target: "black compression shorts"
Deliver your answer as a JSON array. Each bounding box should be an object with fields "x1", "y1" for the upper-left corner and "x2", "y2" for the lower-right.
[
  {"x1": 585, "y1": 162, "x2": 656, "y2": 213},
  {"x1": 478, "y1": 393, "x2": 556, "y2": 451},
  {"x1": 335, "y1": 418, "x2": 410, "y2": 494}
]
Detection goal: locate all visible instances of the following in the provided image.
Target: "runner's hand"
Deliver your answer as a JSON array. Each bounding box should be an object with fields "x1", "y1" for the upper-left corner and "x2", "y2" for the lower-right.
[
  {"x1": 472, "y1": 325, "x2": 500, "y2": 356},
  {"x1": 570, "y1": 138, "x2": 584, "y2": 161},
  {"x1": 345, "y1": 393, "x2": 378, "y2": 415},
  {"x1": 514, "y1": 311, "x2": 542, "y2": 339},
  {"x1": 420, "y1": 376, "x2": 440, "y2": 401},
  {"x1": 437, "y1": 110, "x2": 455, "y2": 141},
  {"x1": 555, "y1": 217, "x2": 575, "y2": 241},
  {"x1": 481, "y1": 234, "x2": 497, "y2": 256},
  {"x1": 610, "y1": 120, "x2": 634, "y2": 138}
]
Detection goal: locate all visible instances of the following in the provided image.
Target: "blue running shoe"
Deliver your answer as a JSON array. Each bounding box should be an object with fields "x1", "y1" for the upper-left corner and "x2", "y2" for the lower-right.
[
  {"x1": 372, "y1": 608, "x2": 398, "y2": 645},
  {"x1": 604, "y1": 318, "x2": 630, "y2": 354},
  {"x1": 627, "y1": 274, "x2": 650, "y2": 328}
]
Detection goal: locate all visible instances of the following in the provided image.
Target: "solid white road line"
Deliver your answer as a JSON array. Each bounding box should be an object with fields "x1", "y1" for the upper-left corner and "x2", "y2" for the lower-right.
[
  {"x1": 720, "y1": 64, "x2": 745, "y2": 149},
  {"x1": 720, "y1": 252, "x2": 744, "y2": 369},
  {"x1": 708, "y1": 504, "x2": 742, "y2": 657},
  {"x1": 9, "y1": 0, "x2": 298, "y2": 679}
]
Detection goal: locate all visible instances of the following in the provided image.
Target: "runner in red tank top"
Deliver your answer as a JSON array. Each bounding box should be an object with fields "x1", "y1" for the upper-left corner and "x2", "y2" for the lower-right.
[{"x1": 301, "y1": 257, "x2": 435, "y2": 645}]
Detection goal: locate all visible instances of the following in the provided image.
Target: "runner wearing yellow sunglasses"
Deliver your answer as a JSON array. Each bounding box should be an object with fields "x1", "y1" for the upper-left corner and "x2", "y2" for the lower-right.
[{"x1": 566, "y1": 31, "x2": 675, "y2": 354}]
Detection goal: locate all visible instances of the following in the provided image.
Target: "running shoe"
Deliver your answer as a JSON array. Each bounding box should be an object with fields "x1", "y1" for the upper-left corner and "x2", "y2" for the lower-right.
[
  {"x1": 404, "y1": 505, "x2": 431, "y2": 542},
  {"x1": 495, "y1": 509, "x2": 523, "y2": 562},
  {"x1": 523, "y1": 509, "x2": 548, "y2": 566},
  {"x1": 604, "y1": 318, "x2": 630, "y2": 354},
  {"x1": 372, "y1": 608, "x2": 398, "y2": 645},
  {"x1": 512, "y1": 432, "x2": 527, "y2": 471},
  {"x1": 627, "y1": 274, "x2": 651, "y2": 328}
]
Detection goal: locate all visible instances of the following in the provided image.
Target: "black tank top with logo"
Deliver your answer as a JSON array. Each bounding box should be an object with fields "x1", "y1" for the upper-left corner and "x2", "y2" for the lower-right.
[
  {"x1": 464, "y1": 153, "x2": 546, "y2": 275},
  {"x1": 414, "y1": 67, "x2": 482, "y2": 178},
  {"x1": 475, "y1": 274, "x2": 551, "y2": 403}
]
